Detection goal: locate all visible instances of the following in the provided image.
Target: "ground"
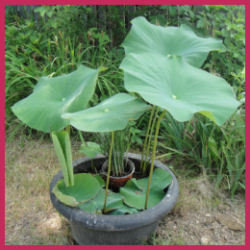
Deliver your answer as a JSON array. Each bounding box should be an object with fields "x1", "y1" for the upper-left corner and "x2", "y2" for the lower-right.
[
  {"x1": 5, "y1": 138, "x2": 245, "y2": 245},
  {"x1": 150, "y1": 177, "x2": 245, "y2": 245}
]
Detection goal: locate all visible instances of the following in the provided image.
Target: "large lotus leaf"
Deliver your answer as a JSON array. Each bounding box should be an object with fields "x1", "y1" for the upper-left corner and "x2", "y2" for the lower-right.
[
  {"x1": 52, "y1": 173, "x2": 101, "y2": 207},
  {"x1": 122, "y1": 16, "x2": 225, "y2": 67},
  {"x1": 120, "y1": 53, "x2": 240, "y2": 126},
  {"x1": 62, "y1": 93, "x2": 150, "y2": 132},
  {"x1": 11, "y1": 65, "x2": 98, "y2": 132},
  {"x1": 120, "y1": 168, "x2": 172, "y2": 210}
]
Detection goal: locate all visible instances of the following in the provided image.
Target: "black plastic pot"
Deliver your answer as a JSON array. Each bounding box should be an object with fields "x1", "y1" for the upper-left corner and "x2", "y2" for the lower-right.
[{"x1": 50, "y1": 153, "x2": 179, "y2": 245}]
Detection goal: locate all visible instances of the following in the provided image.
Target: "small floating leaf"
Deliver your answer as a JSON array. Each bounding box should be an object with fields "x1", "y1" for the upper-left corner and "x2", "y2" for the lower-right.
[
  {"x1": 120, "y1": 168, "x2": 173, "y2": 210},
  {"x1": 79, "y1": 189, "x2": 136, "y2": 214},
  {"x1": 53, "y1": 173, "x2": 102, "y2": 207}
]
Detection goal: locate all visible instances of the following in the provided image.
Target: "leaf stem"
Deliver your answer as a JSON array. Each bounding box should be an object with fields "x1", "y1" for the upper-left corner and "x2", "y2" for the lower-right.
[
  {"x1": 103, "y1": 131, "x2": 115, "y2": 212},
  {"x1": 65, "y1": 128, "x2": 74, "y2": 186},
  {"x1": 51, "y1": 131, "x2": 70, "y2": 187},
  {"x1": 144, "y1": 110, "x2": 166, "y2": 209},
  {"x1": 78, "y1": 130, "x2": 86, "y2": 146},
  {"x1": 142, "y1": 106, "x2": 159, "y2": 175},
  {"x1": 140, "y1": 106, "x2": 156, "y2": 171}
]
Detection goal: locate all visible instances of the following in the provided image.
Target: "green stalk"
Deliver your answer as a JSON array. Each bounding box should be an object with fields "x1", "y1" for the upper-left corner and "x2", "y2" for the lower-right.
[
  {"x1": 142, "y1": 106, "x2": 159, "y2": 175},
  {"x1": 112, "y1": 133, "x2": 118, "y2": 176},
  {"x1": 51, "y1": 131, "x2": 70, "y2": 187},
  {"x1": 140, "y1": 106, "x2": 156, "y2": 171},
  {"x1": 113, "y1": 147, "x2": 118, "y2": 176},
  {"x1": 103, "y1": 131, "x2": 115, "y2": 212},
  {"x1": 78, "y1": 130, "x2": 86, "y2": 146},
  {"x1": 65, "y1": 127, "x2": 74, "y2": 186},
  {"x1": 144, "y1": 110, "x2": 167, "y2": 209},
  {"x1": 118, "y1": 131, "x2": 123, "y2": 176}
]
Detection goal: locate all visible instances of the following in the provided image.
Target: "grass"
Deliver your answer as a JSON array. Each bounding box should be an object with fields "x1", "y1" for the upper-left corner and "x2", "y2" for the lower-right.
[
  {"x1": 99, "y1": 128, "x2": 131, "y2": 176},
  {"x1": 5, "y1": 137, "x2": 245, "y2": 245},
  {"x1": 157, "y1": 108, "x2": 245, "y2": 197},
  {"x1": 5, "y1": 16, "x2": 125, "y2": 136}
]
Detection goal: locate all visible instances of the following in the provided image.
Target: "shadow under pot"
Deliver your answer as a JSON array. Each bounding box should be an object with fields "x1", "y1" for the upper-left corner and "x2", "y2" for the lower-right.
[{"x1": 101, "y1": 158, "x2": 135, "y2": 188}]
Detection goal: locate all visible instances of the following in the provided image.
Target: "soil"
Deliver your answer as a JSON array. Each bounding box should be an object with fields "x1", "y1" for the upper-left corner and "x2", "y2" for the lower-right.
[
  {"x1": 5, "y1": 139, "x2": 245, "y2": 245},
  {"x1": 149, "y1": 177, "x2": 245, "y2": 245}
]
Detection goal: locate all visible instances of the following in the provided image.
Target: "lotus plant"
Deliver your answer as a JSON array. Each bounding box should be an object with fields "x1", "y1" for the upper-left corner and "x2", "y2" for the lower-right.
[{"x1": 11, "y1": 16, "x2": 240, "y2": 214}]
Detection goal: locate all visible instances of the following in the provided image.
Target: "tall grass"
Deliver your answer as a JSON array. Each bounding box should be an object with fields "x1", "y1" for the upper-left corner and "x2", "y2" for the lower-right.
[
  {"x1": 158, "y1": 107, "x2": 245, "y2": 197},
  {"x1": 99, "y1": 127, "x2": 131, "y2": 177}
]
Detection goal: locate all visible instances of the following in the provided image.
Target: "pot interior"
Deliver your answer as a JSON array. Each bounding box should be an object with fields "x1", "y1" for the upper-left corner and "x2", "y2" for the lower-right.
[
  {"x1": 72, "y1": 155, "x2": 169, "y2": 193},
  {"x1": 73, "y1": 156, "x2": 149, "y2": 177}
]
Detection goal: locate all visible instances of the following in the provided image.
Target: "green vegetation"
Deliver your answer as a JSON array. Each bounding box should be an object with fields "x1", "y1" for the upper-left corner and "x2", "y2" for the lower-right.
[
  {"x1": 99, "y1": 128, "x2": 132, "y2": 177},
  {"x1": 5, "y1": 5, "x2": 245, "y2": 199}
]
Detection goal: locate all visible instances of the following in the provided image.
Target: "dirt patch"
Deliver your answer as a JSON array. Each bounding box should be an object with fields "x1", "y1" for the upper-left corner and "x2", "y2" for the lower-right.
[
  {"x1": 5, "y1": 138, "x2": 81, "y2": 245},
  {"x1": 5, "y1": 138, "x2": 245, "y2": 245},
  {"x1": 150, "y1": 177, "x2": 245, "y2": 245}
]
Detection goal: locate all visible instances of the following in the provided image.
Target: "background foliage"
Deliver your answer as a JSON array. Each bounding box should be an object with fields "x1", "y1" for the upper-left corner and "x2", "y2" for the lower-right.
[{"x1": 5, "y1": 5, "x2": 245, "y2": 196}]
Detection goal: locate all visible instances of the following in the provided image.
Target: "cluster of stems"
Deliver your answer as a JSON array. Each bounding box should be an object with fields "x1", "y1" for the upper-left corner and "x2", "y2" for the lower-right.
[
  {"x1": 144, "y1": 110, "x2": 166, "y2": 209},
  {"x1": 103, "y1": 107, "x2": 166, "y2": 211},
  {"x1": 140, "y1": 106, "x2": 159, "y2": 175}
]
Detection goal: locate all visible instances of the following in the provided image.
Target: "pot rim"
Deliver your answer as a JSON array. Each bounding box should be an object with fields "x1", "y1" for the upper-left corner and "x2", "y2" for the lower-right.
[{"x1": 50, "y1": 153, "x2": 179, "y2": 232}]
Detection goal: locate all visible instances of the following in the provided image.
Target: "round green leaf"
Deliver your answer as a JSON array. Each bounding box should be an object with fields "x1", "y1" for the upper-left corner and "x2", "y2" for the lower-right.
[
  {"x1": 137, "y1": 168, "x2": 173, "y2": 191},
  {"x1": 79, "y1": 187, "x2": 138, "y2": 215},
  {"x1": 11, "y1": 65, "x2": 99, "y2": 132},
  {"x1": 122, "y1": 16, "x2": 225, "y2": 67},
  {"x1": 52, "y1": 173, "x2": 101, "y2": 207},
  {"x1": 63, "y1": 93, "x2": 150, "y2": 132},
  {"x1": 120, "y1": 168, "x2": 173, "y2": 210},
  {"x1": 120, "y1": 53, "x2": 240, "y2": 126},
  {"x1": 79, "y1": 189, "x2": 125, "y2": 214}
]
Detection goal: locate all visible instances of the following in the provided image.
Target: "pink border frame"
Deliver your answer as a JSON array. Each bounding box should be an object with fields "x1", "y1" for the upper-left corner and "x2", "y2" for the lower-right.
[{"x1": 0, "y1": 0, "x2": 248, "y2": 248}]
